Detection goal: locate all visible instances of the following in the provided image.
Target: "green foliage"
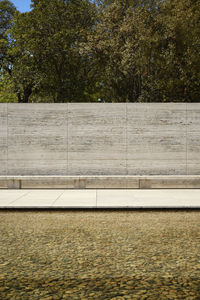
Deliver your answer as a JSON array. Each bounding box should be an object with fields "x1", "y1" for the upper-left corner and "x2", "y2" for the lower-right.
[
  {"x1": 9, "y1": 0, "x2": 97, "y2": 102},
  {"x1": 0, "y1": 74, "x2": 17, "y2": 102},
  {"x1": 137, "y1": 0, "x2": 200, "y2": 102},
  {"x1": 85, "y1": 0, "x2": 200, "y2": 102},
  {"x1": 0, "y1": 0, "x2": 16, "y2": 73},
  {"x1": 0, "y1": 0, "x2": 199, "y2": 102}
]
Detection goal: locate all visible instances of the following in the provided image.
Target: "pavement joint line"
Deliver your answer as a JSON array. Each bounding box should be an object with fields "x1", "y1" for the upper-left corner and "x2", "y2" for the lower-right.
[
  {"x1": 129, "y1": 189, "x2": 137, "y2": 203},
  {"x1": 51, "y1": 190, "x2": 66, "y2": 206},
  {"x1": 7, "y1": 190, "x2": 32, "y2": 206}
]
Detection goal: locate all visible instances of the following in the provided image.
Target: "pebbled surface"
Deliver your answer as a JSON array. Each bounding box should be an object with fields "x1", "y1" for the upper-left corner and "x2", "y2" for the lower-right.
[{"x1": 0, "y1": 210, "x2": 200, "y2": 299}]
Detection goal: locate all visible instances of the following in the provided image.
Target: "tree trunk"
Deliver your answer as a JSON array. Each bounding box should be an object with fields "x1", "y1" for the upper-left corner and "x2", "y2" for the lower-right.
[{"x1": 22, "y1": 86, "x2": 32, "y2": 103}]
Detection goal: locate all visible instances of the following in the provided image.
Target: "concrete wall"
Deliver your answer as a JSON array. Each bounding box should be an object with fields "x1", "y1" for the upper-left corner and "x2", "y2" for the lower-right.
[{"x1": 0, "y1": 103, "x2": 199, "y2": 175}]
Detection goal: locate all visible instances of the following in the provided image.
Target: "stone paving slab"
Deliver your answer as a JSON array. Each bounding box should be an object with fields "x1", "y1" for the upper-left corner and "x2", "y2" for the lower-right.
[
  {"x1": 0, "y1": 189, "x2": 199, "y2": 208},
  {"x1": 52, "y1": 190, "x2": 96, "y2": 208},
  {"x1": 97, "y1": 190, "x2": 200, "y2": 208}
]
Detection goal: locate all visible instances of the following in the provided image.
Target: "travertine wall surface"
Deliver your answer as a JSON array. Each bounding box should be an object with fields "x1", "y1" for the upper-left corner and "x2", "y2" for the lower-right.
[{"x1": 0, "y1": 103, "x2": 199, "y2": 175}]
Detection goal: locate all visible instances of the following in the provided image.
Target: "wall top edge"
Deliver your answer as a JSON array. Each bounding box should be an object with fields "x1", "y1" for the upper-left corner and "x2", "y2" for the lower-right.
[{"x1": 0, "y1": 102, "x2": 199, "y2": 105}]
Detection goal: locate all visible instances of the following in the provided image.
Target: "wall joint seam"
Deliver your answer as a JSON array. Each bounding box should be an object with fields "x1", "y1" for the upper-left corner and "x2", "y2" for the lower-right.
[
  {"x1": 6, "y1": 103, "x2": 8, "y2": 176},
  {"x1": 126, "y1": 102, "x2": 128, "y2": 175},
  {"x1": 186, "y1": 103, "x2": 188, "y2": 175},
  {"x1": 67, "y1": 102, "x2": 69, "y2": 175}
]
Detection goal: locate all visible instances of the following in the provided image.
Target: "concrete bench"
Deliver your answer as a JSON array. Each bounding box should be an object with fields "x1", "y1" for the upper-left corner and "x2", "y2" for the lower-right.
[{"x1": 1, "y1": 176, "x2": 200, "y2": 189}]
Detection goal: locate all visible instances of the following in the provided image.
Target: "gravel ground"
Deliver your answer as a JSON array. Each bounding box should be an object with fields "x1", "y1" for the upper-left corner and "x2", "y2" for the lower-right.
[{"x1": 0, "y1": 210, "x2": 200, "y2": 299}]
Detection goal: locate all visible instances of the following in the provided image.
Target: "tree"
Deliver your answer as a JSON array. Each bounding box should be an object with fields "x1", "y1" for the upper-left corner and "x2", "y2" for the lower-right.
[
  {"x1": 84, "y1": 0, "x2": 200, "y2": 102},
  {"x1": 1, "y1": 0, "x2": 199, "y2": 103},
  {"x1": 0, "y1": 1, "x2": 37, "y2": 103},
  {"x1": 83, "y1": 0, "x2": 160, "y2": 102},
  {"x1": 0, "y1": 0, "x2": 16, "y2": 77},
  {"x1": 151, "y1": 0, "x2": 200, "y2": 102},
  {"x1": 0, "y1": 73, "x2": 17, "y2": 102},
  {"x1": 9, "y1": 0, "x2": 97, "y2": 102},
  {"x1": 8, "y1": 10, "x2": 43, "y2": 103}
]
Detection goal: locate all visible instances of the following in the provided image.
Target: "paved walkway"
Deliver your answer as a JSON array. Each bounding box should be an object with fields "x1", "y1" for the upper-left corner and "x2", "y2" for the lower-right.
[{"x1": 0, "y1": 189, "x2": 200, "y2": 208}]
